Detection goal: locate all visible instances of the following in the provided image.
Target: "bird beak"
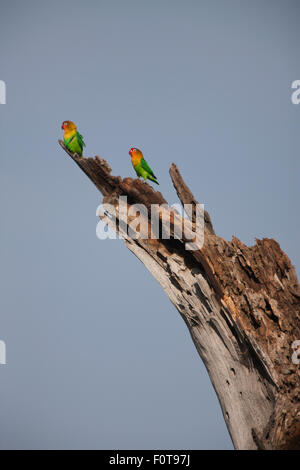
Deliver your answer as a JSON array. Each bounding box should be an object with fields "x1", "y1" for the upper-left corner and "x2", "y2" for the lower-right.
[{"x1": 61, "y1": 124, "x2": 64, "y2": 130}]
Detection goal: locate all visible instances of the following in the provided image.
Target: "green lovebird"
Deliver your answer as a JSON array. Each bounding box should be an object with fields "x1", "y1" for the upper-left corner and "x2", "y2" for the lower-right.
[
  {"x1": 61, "y1": 120, "x2": 86, "y2": 156},
  {"x1": 129, "y1": 147, "x2": 159, "y2": 185}
]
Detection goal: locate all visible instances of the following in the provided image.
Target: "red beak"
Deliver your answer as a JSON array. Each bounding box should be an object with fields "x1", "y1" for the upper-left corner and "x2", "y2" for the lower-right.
[{"x1": 61, "y1": 123, "x2": 64, "y2": 130}]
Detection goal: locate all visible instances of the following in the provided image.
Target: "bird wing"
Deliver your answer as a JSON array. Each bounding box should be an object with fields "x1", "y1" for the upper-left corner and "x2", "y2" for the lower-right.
[
  {"x1": 76, "y1": 131, "x2": 86, "y2": 149},
  {"x1": 64, "y1": 134, "x2": 75, "y2": 146},
  {"x1": 141, "y1": 158, "x2": 157, "y2": 178}
]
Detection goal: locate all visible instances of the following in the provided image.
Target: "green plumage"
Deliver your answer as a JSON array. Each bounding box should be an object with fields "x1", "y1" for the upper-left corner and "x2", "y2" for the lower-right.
[
  {"x1": 134, "y1": 158, "x2": 159, "y2": 185},
  {"x1": 64, "y1": 131, "x2": 86, "y2": 156}
]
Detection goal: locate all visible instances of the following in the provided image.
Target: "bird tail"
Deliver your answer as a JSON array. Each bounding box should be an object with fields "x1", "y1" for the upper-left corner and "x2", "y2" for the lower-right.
[{"x1": 149, "y1": 175, "x2": 159, "y2": 185}]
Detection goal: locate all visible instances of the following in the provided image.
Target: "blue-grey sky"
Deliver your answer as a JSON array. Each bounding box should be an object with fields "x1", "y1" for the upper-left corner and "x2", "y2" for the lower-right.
[{"x1": 0, "y1": 0, "x2": 299, "y2": 450}]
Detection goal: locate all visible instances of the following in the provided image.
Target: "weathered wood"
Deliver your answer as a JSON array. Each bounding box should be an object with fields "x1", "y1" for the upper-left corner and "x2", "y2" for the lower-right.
[
  {"x1": 169, "y1": 163, "x2": 215, "y2": 236},
  {"x1": 59, "y1": 140, "x2": 300, "y2": 449}
]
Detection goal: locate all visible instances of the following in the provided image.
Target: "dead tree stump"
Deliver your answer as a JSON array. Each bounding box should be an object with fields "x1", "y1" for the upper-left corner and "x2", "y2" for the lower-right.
[{"x1": 59, "y1": 141, "x2": 300, "y2": 450}]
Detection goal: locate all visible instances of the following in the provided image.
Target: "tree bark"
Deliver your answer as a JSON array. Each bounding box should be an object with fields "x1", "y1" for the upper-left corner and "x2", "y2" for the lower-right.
[{"x1": 59, "y1": 141, "x2": 300, "y2": 450}]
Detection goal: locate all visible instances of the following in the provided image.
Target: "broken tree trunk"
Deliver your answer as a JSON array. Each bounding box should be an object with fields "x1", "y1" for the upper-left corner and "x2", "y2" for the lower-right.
[{"x1": 59, "y1": 141, "x2": 300, "y2": 450}]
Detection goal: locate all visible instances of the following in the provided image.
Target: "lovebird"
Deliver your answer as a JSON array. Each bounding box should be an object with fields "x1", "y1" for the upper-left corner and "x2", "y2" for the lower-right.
[
  {"x1": 129, "y1": 148, "x2": 159, "y2": 185},
  {"x1": 61, "y1": 120, "x2": 86, "y2": 156}
]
